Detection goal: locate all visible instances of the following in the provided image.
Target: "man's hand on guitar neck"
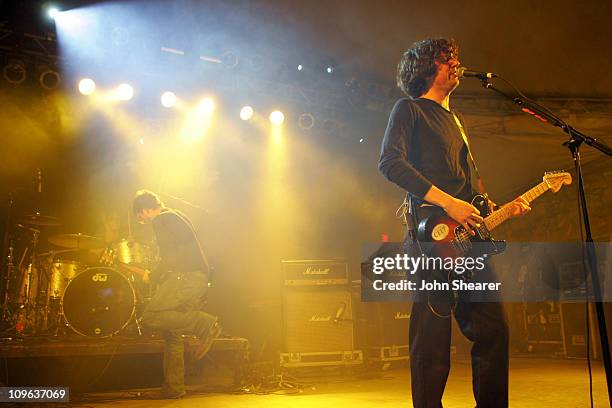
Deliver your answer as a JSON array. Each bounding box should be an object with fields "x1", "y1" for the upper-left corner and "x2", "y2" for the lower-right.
[
  {"x1": 503, "y1": 197, "x2": 531, "y2": 218},
  {"x1": 424, "y1": 185, "x2": 483, "y2": 235}
]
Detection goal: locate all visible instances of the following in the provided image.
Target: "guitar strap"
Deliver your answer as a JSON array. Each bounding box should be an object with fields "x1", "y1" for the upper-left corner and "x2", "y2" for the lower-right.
[
  {"x1": 401, "y1": 113, "x2": 479, "y2": 246},
  {"x1": 400, "y1": 194, "x2": 424, "y2": 254},
  {"x1": 452, "y1": 112, "x2": 481, "y2": 191}
]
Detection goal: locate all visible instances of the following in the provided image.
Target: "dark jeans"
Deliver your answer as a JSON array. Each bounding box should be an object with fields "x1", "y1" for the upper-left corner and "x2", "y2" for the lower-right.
[
  {"x1": 142, "y1": 271, "x2": 217, "y2": 395},
  {"x1": 409, "y1": 299, "x2": 509, "y2": 408}
]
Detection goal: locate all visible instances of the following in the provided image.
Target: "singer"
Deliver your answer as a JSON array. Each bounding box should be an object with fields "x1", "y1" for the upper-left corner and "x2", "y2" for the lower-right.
[{"x1": 378, "y1": 38, "x2": 530, "y2": 408}]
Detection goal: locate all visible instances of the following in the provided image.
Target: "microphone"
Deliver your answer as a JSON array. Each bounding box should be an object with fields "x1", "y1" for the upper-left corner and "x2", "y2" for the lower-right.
[
  {"x1": 457, "y1": 67, "x2": 497, "y2": 80},
  {"x1": 333, "y1": 302, "x2": 347, "y2": 324}
]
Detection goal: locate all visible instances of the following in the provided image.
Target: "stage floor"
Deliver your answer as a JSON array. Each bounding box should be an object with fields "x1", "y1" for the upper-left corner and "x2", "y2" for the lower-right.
[{"x1": 73, "y1": 357, "x2": 608, "y2": 407}]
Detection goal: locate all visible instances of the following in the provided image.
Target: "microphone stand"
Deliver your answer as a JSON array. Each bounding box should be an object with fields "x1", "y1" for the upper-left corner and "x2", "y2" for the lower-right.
[{"x1": 480, "y1": 78, "x2": 612, "y2": 403}]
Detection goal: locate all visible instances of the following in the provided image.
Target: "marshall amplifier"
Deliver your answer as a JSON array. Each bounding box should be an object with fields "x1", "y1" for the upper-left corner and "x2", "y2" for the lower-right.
[
  {"x1": 281, "y1": 286, "x2": 354, "y2": 353},
  {"x1": 356, "y1": 302, "x2": 411, "y2": 347},
  {"x1": 282, "y1": 260, "x2": 349, "y2": 286}
]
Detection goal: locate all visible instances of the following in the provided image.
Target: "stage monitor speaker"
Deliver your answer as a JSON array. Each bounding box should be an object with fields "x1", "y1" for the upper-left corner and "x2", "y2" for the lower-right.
[{"x1": 282, "y1": 286, "x2": 354, "y2": 353}]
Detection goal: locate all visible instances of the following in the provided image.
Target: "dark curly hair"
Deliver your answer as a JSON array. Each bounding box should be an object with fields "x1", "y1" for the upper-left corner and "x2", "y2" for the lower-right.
[
  {"x1": 396, "y1": 38, "x2": 458, "y2": 98},
  {"x1": 132, "y1": 189, "x2": 163, "y2": 215}
]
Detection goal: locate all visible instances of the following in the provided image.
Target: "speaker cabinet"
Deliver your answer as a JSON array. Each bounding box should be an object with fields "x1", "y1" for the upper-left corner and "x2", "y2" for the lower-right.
[
  {"x1": 356, "y1": 302, "x2": 411, "y2": 347},
  {"x1": 281, "y1": 287, "x2": 354, "y2": 353}
]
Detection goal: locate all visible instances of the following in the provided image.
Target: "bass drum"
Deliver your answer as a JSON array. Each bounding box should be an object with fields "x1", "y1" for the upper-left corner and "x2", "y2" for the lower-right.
[{"x1": 61, "y1": 267, "x2": 136, "y2": 337}]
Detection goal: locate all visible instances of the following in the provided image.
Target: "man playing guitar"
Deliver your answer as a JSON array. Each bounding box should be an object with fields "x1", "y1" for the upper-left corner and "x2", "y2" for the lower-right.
[{"x1": 379, "y1": 38, "x2": 530, "y2": 407}]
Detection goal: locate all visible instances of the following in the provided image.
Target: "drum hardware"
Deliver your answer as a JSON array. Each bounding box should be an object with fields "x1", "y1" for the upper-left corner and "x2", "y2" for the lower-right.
[
  {"x1": 1, "y1": 243, "x2": 15, "y2": 321},
  {"x1": 14, "y1": 226, "x2": 43, "y2": 334}
]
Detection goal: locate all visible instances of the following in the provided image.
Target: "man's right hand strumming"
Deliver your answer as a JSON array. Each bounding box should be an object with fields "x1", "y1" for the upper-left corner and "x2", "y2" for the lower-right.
[{"x1": 424, "y1": 185, "x2": 483, "y2": 234}]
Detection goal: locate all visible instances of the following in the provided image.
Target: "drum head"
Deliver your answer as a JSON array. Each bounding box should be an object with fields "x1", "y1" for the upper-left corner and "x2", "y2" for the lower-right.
[{"x1": 62, "y1": 267, "x2": 135, "y2": 337}]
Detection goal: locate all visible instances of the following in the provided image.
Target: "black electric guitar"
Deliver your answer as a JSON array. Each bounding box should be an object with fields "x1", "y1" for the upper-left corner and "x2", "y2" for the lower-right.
[{"x1": 416, "y1": 171, "x2": 572, "y2": 262}]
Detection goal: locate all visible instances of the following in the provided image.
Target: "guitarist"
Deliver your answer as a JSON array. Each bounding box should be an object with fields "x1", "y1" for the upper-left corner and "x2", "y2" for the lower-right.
[
  {"x1": 379, "y1": 38, "x2": 530, "y2": 408},
  {"x1": 132, "y1": 189, "x2": 220, "y2": 399}
]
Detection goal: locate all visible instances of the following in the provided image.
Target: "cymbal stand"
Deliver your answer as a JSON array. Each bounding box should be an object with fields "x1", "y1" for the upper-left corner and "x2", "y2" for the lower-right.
[
  {"x1": 19, "y1": 227, "x2": 41, "y2": 334},
  {"x1": 1, "y1": 244, "x2": 15, "y2": 321},
  {"x1": 1, "y1": 192, "x2": 15, "y2": 322}
]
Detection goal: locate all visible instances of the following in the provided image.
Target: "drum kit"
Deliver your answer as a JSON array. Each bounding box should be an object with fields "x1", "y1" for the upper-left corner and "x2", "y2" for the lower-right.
[{"x1": 1, "y1": 213, "x2": 156, "y2": 338}]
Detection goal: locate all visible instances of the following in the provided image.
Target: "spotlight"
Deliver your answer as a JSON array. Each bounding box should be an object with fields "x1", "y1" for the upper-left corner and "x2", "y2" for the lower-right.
[
  {"x1": 39, "y1": 67, "x2": 61, "y2": 90},
  {"x1": 161, "y1": 91, "x2": 176, "y2": 108},
  {"x1": 222, "y1": 51, "x2": 238, "y2": 68},
  {"x1": 116, "y1": 83, "x2": 134, "y2": 101},
  {"x1": 111, "y1": 26, "x2": 130, "y2": 46},
  {"x1": 198, "y1": 98, "x2": 215, "y2": 114},
  {"x1": 297, "y1": 64, "x2": 303, "y2": 71},
  {"x1": 269, "y1": 110, "x2": 284, "y2": 125},
  {"x1": 359, "y1": 138, "x2": 364, "y2": 143},
  {"x1": 326, "y1": 66, "x2": 334, "y2": 74},
  {"x1": 240, "y1": 106, "x2": 253, "y2": 121},
  {"x1": 2, "y1": 59, "x2": 27, "y2": 85},
  {"x1": 139, "y1": 138, "x2": 145, "y2": 145},
  {"x1": 78, "y1": 78, "x2": 96, "y2": 95},
  {"x1": 298, "y1": 113, "x2": 315, "y2": 130},
  {"x1": 47, "y1": 7, "x2": 60, "y2": 20}
]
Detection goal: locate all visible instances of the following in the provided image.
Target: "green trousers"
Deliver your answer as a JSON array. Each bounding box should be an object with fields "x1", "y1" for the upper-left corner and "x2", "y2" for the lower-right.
[{"x1": 142, "y1": 271, "x2": 217, "y2": 395}]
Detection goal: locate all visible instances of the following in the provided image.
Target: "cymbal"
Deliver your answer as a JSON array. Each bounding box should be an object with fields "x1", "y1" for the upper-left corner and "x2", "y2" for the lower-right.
[
  {"x1": 17, "y1": 214, "x2": 61, "y2": 227},
  {"x1": 37, "y1": 249, "x2": 81, "y2": 258},
  {"x1": 48, "y1": 233, "x2": 105, "y2": 250}
]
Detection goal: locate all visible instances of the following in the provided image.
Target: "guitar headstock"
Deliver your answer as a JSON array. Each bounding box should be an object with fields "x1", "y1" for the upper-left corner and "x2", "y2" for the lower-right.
[{"x1": 543, "y1": 170, "x2": 572, "y2": 193}]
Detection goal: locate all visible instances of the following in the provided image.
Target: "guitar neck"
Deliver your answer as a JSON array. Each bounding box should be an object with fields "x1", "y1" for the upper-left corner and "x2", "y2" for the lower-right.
[{"x1": 483, "y1": 181, "x2": 550, "y2": 231}]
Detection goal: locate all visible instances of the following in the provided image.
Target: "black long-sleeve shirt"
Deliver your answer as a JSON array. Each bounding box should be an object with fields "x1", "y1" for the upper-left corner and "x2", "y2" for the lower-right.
[
  {"x1": 379, "y1": 97, "x2": 477, "y2": 202},
  {"x1": 152, "y1": 208, "x2": 209, "y2": 281}
]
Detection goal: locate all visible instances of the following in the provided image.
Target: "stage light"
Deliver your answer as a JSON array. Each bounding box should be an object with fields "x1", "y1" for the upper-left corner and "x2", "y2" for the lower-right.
[
  {"x1": 359, "y1": 138, "x2": 364, "y2": 143},
  {"x1": 198, "y1": 98, "x2": 215, "y2": 114},
  {"x1": 240, "y1": 106, "x2": 253, "y2": 121},
  {"x1": 222, "y1": 51, "x2": 238, "y2": 68},
  {"x1": 2, "y1": 59, "x2": 26, "y2": 85},
  {"x1": 269, "y1": 110, "x2": 285, "y2": 125},
  {"x1": 139, "y1": 138, "x2": 145, "y2": 144},
  {"x1": 116, "y1": 83, "x2": 134, "y2": 101},
  {"x1": 297, "y1": 64, "x2": 303, "y2": 71},
  {"x1": 326, "y1": 66, "x2": 334, "y2": 74},
  {"x1": 78, "y1": 78, "x2": 96, "y2": 95},
  {"x1": 47, "y1": 7, "x2": 60, "y2": 20},
  {"x1": 111, "y1": 26, "x2": 130, "y2": 46},
  {"x1": 39, "y1": 67, "x2": 61, "y2": 90},
  {"x1": 298, "y1": 113, "x2": 315, "y2": 130},
  {"x1": 161, "y1": 91, "x2": 176, "y2": 108}
]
